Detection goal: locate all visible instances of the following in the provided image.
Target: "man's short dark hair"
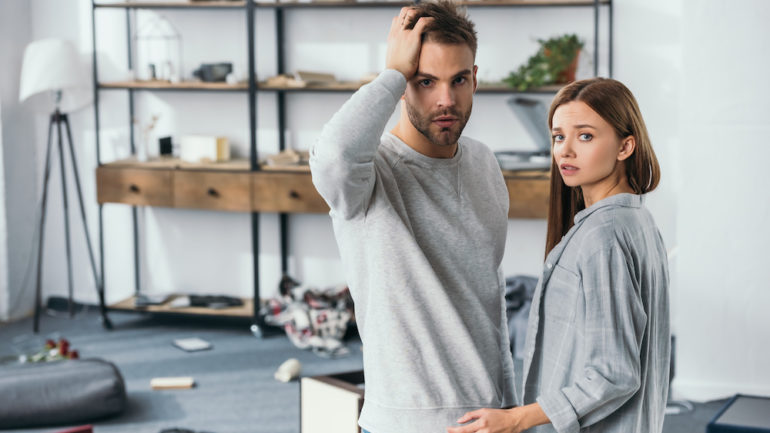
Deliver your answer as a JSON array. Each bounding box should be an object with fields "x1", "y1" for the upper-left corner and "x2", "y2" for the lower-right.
[{"x1": 409, "y1": 0, "x2": 478, "y2": 58}]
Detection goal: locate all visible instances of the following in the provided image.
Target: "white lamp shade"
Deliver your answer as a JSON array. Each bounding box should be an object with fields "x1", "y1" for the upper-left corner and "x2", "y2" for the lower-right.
[{"x1": 19, "y1": 38, "x2": 91, "y2": 113}]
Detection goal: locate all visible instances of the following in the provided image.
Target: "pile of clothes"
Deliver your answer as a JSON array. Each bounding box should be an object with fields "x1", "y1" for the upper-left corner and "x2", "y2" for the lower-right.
[{"x1": 262, "y1": 276, "x2": 355, "y2": 358}]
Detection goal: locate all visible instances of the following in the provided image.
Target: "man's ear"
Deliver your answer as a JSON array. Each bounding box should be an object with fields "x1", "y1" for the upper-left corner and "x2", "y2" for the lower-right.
[
  {"x1": 472, "y1": 65, "x2": 478, "y2": 93},
  {"x1": 617, "y1": 136, "x2": 636, "y2": 161}
]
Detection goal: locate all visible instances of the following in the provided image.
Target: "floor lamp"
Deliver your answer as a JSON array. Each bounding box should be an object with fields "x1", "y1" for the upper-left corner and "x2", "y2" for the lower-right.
[{"x1": 19, "y1": 38, "x2": 111, "y2": 332}]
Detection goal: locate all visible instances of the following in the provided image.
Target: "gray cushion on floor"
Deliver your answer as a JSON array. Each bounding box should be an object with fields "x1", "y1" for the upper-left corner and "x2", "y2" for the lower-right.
[{"x1": 0, "y1": 358, "x2": 126, "y2": 429}]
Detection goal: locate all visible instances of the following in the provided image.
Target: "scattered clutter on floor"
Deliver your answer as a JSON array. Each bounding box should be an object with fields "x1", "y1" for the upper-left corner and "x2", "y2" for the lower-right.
[
  {"x1": 53, "y1": 425, "x2": 93, "y2": 433},
  {"x1": 150, "y1": 376, "x2": 196, "y2": 390},
  {"x1": 274, "y1": 357, "x2": 302, "y2": 383},
  {"x1": 262, "y1": 277, "x2": 355, "y2": 358},
  {"x1": 17, "y1": 337, "x2": 80, "y2": 363},
  {"x1": 157, "y1": 428, "x2": 216, "y2": 433},
  {"x1": 173, "y1": 337, "x2": 213, "y2": 352},
  {"x1": 134, "y1": 294, "x2": 244, "y2": 309}
]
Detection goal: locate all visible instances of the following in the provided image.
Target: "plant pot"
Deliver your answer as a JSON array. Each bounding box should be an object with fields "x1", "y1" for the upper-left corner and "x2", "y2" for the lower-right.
[{"x1": 555, "y1": 49, "x2": 580, "y2": 84}]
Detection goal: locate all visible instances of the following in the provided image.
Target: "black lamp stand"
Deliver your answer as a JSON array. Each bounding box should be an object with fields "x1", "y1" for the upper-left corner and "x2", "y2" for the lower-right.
[{"x1": 33, "y1": 107, "x2": 111, "y2": 332}]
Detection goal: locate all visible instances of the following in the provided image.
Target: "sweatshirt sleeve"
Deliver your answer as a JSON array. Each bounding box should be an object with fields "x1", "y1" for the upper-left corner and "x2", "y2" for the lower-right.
[
  {"x1": 536, "y1": 239, "x2": 647, "y2": 433},
  {"x1": 309, "y1": 69, "x2": 407, "y2": 220}
]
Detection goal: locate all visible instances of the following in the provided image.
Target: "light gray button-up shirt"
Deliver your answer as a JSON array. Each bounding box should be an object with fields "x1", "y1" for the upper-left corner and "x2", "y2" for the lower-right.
[{"x1": 522, "y1": 193, "x2": 670, "y2": 433}]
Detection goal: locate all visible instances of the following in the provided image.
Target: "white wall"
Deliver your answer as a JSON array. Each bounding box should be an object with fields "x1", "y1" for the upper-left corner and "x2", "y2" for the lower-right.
[
  {"x1": 616, "y1": 0, "x2": 770, "y2": 401},
  {"x1": 0, "y1": 0, "x2": 35, "y2": 321},
  {"x1": 0, "y1": 96, "x2": 7, "y2": 319},
  {"x1": 674, "y1": 0, "x2": 770, "y2": 401}
]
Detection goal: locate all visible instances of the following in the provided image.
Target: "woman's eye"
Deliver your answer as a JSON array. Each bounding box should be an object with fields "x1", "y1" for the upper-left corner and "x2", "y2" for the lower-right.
[
  {"x1": 419, "y1": 79, "x2": 432, "y2": 87},
  {"x1": 579, "y1": 133, "x2": 593, "y2": 141},
  {"x1": 552, "y1": 134, "x2": 564, "y2": 142}
]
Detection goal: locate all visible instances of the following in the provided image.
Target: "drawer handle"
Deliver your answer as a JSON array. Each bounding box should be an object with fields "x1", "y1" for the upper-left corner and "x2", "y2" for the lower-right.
[
  {"x1": 289, "y1": 190, "x2": 300, "y2": 199},
  {"x1": 207, "y1": 188, "x2": 220, "y2": 198},
  {"x1": 128, "y1": 184, "x2": 140, "y2": 193}
]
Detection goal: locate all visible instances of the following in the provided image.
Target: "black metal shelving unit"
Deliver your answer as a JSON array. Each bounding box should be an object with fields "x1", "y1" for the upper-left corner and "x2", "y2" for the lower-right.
[
  {"x1": 91, "y1": 0, "x2": 269, "y2": 335},
  {"x1": 90, "y1": 0, "x2": 612, "y2": 337}
]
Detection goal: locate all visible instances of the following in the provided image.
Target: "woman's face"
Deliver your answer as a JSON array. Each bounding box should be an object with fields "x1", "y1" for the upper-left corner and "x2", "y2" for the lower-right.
[{"x1": 551, "y1": 100, "x2": 633, "y2": 201}]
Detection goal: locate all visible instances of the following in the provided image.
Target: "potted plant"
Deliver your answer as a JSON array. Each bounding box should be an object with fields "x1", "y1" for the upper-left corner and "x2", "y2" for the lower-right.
[{"x1": 503, "y1": 34, "x2": 584, "y2": 91}]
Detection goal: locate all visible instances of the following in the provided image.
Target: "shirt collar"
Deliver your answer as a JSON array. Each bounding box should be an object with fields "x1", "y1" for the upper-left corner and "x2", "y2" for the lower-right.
[{"x1": 574, "y1": 192, "x2": 643, "y2": 224}]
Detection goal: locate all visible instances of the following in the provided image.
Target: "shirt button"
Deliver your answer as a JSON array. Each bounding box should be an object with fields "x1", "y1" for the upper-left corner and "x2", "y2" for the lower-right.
[{"x1": 546, "y1": 263, "x2": 553, "y2": 269}]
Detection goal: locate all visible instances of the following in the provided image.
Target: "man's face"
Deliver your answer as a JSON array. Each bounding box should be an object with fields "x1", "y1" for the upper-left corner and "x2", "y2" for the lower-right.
[{"x1": 404, "y1": 41, "x2": 477, "y2": 148}]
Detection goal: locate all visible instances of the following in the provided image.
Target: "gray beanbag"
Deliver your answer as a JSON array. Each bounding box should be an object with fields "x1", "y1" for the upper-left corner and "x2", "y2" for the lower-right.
[{"x1": 0, "y1": 358, "x2": 126, "y2": 429}]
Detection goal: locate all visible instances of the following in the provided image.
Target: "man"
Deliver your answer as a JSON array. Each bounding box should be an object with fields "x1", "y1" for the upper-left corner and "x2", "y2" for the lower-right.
[{"x1": 309, "y1": 2, "x2": 516, "y2": 431}]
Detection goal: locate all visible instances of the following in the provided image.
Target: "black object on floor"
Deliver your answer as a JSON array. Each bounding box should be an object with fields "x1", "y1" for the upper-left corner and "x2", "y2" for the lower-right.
[
  {"x1": 706, "y1": 394, "x2": 770, "y2": 433},
  {"x1": 0, "y1": 359, "x2": 126, "y2": 429}
]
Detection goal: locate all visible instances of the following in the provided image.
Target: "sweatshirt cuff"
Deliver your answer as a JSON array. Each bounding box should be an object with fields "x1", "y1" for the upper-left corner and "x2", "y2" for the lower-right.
[
  {"x1": 536, "y1": 392, "x2": 580, "y2": 433},
  {"x1": 375, "y1": 69, "x2": 407, "y2": 101}
]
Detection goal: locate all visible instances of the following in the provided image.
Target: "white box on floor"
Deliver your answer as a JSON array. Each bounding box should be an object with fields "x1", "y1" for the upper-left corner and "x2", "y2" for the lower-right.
[
  {"x1": 300, "y1": 371, "x2": 364, "y2": 433},
  {"x1": 179, "y1": 135, "x2": 229, "y2": 163}
]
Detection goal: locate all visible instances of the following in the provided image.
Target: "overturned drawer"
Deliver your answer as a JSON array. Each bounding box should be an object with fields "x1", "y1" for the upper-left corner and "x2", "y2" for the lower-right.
[
  {"x1": 252, "y1": 171, "x2": 329, "y2": 214},
  {"x1": 96, "y1": 166, "x2": 172, "y2": 207},
  {"x1": 173, "y1": 170, "x2": 251, "y2": 212}
]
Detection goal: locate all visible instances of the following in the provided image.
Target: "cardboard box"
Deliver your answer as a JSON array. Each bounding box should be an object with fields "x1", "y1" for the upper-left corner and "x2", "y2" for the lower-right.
[
  {"x1": 300, "y1": 370, "x2": 364, "y2": 433},
  {"x1": 179, "y1": 135, "x2": 229, "y2": 163}
]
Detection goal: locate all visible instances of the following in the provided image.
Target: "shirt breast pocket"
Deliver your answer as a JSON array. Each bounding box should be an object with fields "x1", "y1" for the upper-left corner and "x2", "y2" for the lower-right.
[{"x1": 543, "y1": 264, "x2": 580, "y2": 324}]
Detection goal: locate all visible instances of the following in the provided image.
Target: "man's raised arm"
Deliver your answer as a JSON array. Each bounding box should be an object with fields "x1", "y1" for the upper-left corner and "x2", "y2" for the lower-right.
[{"x1": 309, "y1": 9, "x2": 431, "y2": 219}]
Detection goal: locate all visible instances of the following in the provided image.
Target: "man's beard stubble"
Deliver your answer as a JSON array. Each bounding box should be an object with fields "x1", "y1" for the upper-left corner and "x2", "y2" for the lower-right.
[{"x1": 405, "y1": 101, "x2": 472, "y2": 148}]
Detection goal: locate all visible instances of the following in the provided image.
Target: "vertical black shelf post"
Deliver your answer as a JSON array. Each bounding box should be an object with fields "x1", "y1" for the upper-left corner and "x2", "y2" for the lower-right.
[
  {"x1": 608, "y1": 0, "x2": 613, "y2": 77},
  {"x1": 91, "y1": 1, "x2": 113, "y2": 329},
  {"x1": 123, "y1": 9, "x2": 142, "y2": 296},
  {"x1": 247, "y1": 0, "x2": 266, "y2": 338},
  {"x1": 276, "y1": 7, "x2": 291, "y2": 283},
  {"x1": 593, "y1": 0, "x2": 599, "y2": 77}
]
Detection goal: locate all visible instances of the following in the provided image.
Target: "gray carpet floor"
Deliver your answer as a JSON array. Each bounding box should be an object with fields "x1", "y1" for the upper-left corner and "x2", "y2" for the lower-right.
[{"x1": 0, "y1": 306, "x2": 726, "y2": 433}]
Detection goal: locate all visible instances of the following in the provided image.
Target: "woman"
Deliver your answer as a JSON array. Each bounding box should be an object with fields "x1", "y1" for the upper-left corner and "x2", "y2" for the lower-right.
[{"x1": 447, "y1": 78, "x2": 670, "y2": 433}]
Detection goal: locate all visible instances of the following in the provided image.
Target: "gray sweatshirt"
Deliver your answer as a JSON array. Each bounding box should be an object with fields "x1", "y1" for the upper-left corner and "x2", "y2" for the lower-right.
[{"x1": 309, "y1": 69, "x2": 517, "y2": 433}]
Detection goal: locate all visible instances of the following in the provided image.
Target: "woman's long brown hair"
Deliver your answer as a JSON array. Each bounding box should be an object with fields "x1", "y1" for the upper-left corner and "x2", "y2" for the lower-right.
[{"x1": 544, "y1": 78, "x2": 661, "y2": 257}]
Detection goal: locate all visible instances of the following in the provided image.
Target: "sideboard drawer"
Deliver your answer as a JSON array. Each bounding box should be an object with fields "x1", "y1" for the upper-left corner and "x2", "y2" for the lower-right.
[
  {"x1": 173, "y1": 170, "x2": 251, "y2": 212},
  {"x1": 505, "y1": 176, "x2": 550, "y2": 219},
  {"x1": 252, "y1": 172, "x2": 329, "y2": 214},
  {"x1": 96, "y1": 166, "x2": 172, "y2": 207}
]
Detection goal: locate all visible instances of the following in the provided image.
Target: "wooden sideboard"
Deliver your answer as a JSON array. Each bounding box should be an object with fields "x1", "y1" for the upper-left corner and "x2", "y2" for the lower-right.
[{"x1": 96, "y1": 158, "x2": 549, "y2": 219}]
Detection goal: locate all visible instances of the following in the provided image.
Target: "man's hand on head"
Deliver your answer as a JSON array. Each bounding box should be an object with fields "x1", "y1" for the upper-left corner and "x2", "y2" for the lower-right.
[{"x1": 386, "y1": 7, "x2": 434, "y2": 81}]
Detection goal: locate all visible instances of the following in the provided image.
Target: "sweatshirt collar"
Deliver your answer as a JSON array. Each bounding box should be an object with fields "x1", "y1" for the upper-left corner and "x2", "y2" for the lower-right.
[
  {"x1": 383, "y1": 132, "x2": 463, "y2": 168},
  {"x1": 574, "y1": 192, "x2": 643, "y2": 224}
]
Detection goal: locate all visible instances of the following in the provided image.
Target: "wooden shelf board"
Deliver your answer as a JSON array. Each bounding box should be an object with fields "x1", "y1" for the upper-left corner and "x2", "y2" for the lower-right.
[
  {"x1": 458, "y1": 0, "x2": 609, "y2": 6},
  {"x1": 111, "y1": 295, "x2": 254, "y2": 317},
  {"x1": 99, "y1": 80, "x2": 568, "y2": 94},
  {"x1": 259, "y1": 80, "x2": 566, "y2": 94},
  {"x1": 257, "y1": 1, "x2": 408, "y2": 8},
  {"x1": 477, "y1": 82, "x2": 565, "y2": 93},
  {"x1": 502, "y1": 169, "x2": 550, "y2": 179},
  {"x1": 100, "y1": 80, "x2": 249, "y2": 91},
  {"x1": 259, "y1": 163, "x2": 311, "y2": 172},
  {"x1": 257, "y1": 0, "x2": 608, "y2": 8},
  {"x1": 95, "y1": 1, "x2": 247, "y2": 8},
  {"x1": 257, "y1": 81, "x2": 367, "y2": 92},
  {"x1": 103, "y1": 157, "x2": 252, "y2": 171}
]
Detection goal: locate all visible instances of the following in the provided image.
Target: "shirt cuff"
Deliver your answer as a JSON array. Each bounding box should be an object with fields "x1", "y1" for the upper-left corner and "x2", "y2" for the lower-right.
[{"x1": 537, "y1": 392, "x2": 580, "y2": 433}]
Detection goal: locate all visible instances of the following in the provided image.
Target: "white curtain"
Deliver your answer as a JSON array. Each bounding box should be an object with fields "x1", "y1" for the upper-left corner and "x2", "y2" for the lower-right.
[{"x1": 0, "y1": 98, "x2": 9, "y2": 321}]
